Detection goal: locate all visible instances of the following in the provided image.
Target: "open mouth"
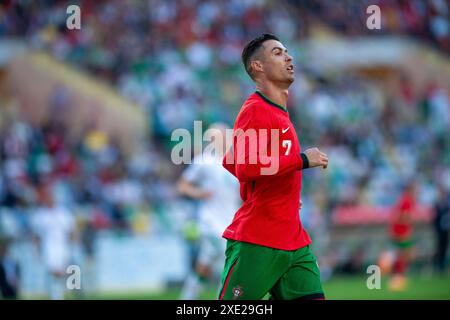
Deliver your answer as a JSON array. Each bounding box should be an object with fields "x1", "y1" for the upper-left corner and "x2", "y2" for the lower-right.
[{"x1": 287, "y1": 65, "x2": 294, "y2": 72}]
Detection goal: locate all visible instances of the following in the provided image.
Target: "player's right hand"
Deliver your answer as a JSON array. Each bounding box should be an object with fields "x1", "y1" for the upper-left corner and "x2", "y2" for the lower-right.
[
  {"x1": 304, "y1": 147, "x2": 328, "y2": 169},
  {"x1": 198, "y1": 190, "x2": 214, "y2": 199}
]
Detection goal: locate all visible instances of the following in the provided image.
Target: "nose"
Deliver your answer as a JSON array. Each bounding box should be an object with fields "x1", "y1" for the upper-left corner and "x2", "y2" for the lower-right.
[{"x1": 286, "y1": 53, "x2": 292, "y2": 62}]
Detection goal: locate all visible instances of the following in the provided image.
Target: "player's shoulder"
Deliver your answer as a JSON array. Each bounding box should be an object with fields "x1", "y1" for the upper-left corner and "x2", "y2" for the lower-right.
[
  {"x1": 236, "y1": 92, "x2": 270, "y2": 125},
  {"x1": 241, "y1": 91, "x2": 267, "y2": 111}
]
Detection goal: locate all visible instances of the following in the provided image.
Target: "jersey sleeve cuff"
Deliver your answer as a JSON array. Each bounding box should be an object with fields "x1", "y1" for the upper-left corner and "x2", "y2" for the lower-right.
[{"x1": 300, "y1": 152, "x2": 309, "y2": 170}]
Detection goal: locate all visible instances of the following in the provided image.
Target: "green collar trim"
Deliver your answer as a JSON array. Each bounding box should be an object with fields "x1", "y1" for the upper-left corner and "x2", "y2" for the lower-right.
[{"x1": 255, "y1": 90, "x2": 288, "y2": 112}]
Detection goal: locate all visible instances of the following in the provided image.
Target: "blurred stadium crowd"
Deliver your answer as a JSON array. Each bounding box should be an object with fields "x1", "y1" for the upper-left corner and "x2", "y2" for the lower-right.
[{"x1": 0, "y1": 0, "x2": 449, "y2": 298}]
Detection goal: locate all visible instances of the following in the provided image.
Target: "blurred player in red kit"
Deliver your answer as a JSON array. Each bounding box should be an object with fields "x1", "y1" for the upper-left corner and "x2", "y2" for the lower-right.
[{"x1": 388, "y1": 181, "x2": 417, "y2": 290}]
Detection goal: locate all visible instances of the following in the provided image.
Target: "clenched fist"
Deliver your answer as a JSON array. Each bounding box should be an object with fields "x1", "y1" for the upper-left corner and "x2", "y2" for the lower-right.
[{"x1": 304, "y1": 147, "x2": 328, "y2": 169}]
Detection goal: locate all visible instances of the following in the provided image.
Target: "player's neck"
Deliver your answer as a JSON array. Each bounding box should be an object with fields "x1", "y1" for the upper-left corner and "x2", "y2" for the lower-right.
[{"x1": 255, "y1": 83, "x2": 289, "y2": 109}]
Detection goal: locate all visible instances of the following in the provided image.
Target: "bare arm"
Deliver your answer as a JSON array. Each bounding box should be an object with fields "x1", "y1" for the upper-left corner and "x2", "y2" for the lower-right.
[{"x1": 177, "y1": 177, "x2": 212, "y2": 200}]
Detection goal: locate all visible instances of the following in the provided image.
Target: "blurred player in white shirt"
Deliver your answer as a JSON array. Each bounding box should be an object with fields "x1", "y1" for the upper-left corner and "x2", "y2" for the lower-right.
[
  {"x1": 32, "y1": 187, "x2": 75, "y2": 300},
  {"x1": 178, "y1": 123, "x2": 240, "y2": 300}
]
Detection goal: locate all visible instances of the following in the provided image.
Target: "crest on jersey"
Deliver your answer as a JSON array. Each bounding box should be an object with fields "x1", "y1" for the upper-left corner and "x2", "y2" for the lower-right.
[{"x1": 232, "y1": 285, "x2": 244, "y2": 300}]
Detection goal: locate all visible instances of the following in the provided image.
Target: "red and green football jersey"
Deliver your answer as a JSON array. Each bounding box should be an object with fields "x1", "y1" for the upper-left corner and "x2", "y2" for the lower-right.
[{"x1": 222, "y1": 91, "x2": 311, "y2": 250}]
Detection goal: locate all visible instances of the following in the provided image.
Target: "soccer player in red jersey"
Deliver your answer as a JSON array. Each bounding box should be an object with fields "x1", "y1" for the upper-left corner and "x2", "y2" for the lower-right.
[
  {"x1": 218, "y1": 34, "x2": 329, "y2": 300},
  {"x1": 388, "y1": 182, "x2": 417, "y2": 290}
]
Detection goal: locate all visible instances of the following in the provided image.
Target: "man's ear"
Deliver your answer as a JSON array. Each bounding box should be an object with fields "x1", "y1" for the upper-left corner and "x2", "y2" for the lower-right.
[{"x1": 250, "y1": 60, "x2": 263, "y2": 74}]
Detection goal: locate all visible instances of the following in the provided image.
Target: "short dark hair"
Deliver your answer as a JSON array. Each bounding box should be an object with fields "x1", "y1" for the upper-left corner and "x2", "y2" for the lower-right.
[{"x1": 241, "y1": 33, "x2": 280, "y2": 80}]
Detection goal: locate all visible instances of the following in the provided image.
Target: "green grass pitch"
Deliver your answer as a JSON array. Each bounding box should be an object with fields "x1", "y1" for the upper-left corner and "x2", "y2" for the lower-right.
[{"x1": 72, "y1": 275, "x2": 450, "y2": 300}]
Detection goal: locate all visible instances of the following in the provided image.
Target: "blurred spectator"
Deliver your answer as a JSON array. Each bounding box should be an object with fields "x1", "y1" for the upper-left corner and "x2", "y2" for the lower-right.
[
  {"x1": 0, "y1": 235, "x2": 20, "y2": 299},
  {"x1": 335, "y1": 245, "x2": 366, "y2": 275},
  {"x1": 433, "y1": 185, "x2": 450, "y2": 274},
  {"x1": 79, "y1": 215, "x2": 98, "y2": 295}
]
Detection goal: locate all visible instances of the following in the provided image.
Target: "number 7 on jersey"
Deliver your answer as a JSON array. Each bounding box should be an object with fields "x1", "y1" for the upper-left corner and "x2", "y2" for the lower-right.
[{"x1": 282, "y1": 140, "x2": 292, "y2": 156}]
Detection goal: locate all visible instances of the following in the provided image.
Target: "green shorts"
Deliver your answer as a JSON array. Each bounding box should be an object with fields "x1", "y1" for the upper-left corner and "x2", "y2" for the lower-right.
[
  {"x1": 218, "y1": 240, "x2": 324, "y2": 300},
  {"x1": 393, "y1": 238, "x2": 414, "y2": 249}
]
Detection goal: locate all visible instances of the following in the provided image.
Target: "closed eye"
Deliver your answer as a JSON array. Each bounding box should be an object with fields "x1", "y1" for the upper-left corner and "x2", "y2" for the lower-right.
[
  {"x1": 272, "y1": 47, "x2": 287, "y2": 56},
  {"x1": 273, "y1": 49, "x2": 283, "y2": 56}
]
